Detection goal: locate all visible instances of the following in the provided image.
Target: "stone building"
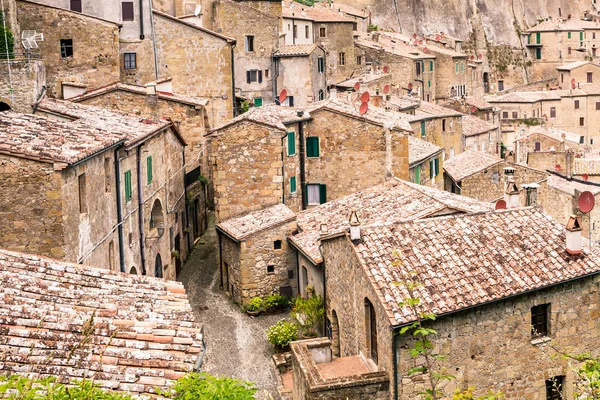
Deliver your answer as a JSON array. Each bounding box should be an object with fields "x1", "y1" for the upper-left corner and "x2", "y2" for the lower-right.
[
  {"x1": 333, "y1": 70, "x2": 393, "y2": 95},
  {"x1": 325, "y1": 1, "x2": 369, "y2": 33},
  {"x1": 216, "y1": 204, "x2": 297, "y2": 304},
  {"x1": 0, "y1": 58, "x2": 45, "y2": 113},
  {"x1": 513, "y1": 126, "x2": 581, "y2": 165},
  {"x1": 16, "y1": 0, "x2": 121, "y2": 99},
  {"x1": 443, "y1": 149, "x2": 549, "y2": 204},
  {"x1": 212, "y1": 0, "x2": 281, "y2": 107},
  {"x1": 0, "y1": 248, "x2": 204, "y2": 396},
  {"x1": 407, "y1": 136, "x2": 444, "y2": 189},
  {"x1": 557, "y1": 61, "x2": 600, "y2": 90},
  {"x1": 208, "y1": 98, "x2": 413, "y2": 222},
  {"x1": 442, "y1": 96, "x2": 498, "y2": 123},
  {"x1": 462, "y1": 114, "x2": 500, "y2": 154},
  {"x1": 320, "y1": 206, "x2": 600, "y2": 399},
  {"x1": 273, "y1": 44, "x2": 327, "y2": 107},
  {"x1": 0, "y1": 101, "x2": 187, "y2": 279}
]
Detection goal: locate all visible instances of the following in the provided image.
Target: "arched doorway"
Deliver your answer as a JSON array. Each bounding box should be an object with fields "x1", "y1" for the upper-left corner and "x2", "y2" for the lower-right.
[
  {"x1": 365, "y1": 298, "x2": 378, "y2": 364},
  {"x1": 150, "y1": 199, "x2": 164, "y2": 231},
  {"x1": 331, "y1": 310, "x2": 340, "y2": 357},
  {"x1": 0, "y1": 102, "x2": 10, "y2": 111},
  {"x1": 155, "y1": 253, "x2": 163, "y2": 278},
  {"x1": 130, "y1": 266, "x2": 138, "y2": 275},
  {"x1": 483, "y1": 72, "x2": 490, "y2": 93}
]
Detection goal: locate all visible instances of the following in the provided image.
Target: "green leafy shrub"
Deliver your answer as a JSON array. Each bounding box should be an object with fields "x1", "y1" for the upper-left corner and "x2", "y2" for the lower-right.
[
  {"x1": 0, "y1": 16, "x2": 14, "y2": 57},
  {"x1": 171, "y1": 372, "x2": 256, "y2": 399},
  {"x1": 0, "y1": 375, "x2": 133, "y2": 399},
  {"x1": 267, "y1": 319, "x2": 298, "y2": 347},
  {"x1": 291, "y1": 295, "x2": 324, "y2": 337},
  {"x1": 263, "y1": 294, "x2": 290, "y2": 312},
  {"x1": 246, "y1": 297, "x2": 263, "y2": 312}
]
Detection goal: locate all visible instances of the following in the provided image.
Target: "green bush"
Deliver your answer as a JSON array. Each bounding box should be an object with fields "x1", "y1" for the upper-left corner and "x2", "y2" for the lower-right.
[
  {"x1": 0, "y1": 375, "x2": 133, "y2": 399},
  {"x1": 0, "y1": 16, "x2": 14, "y2": 56},
  {"x1": 172, "y1": 372, "x2": 256, "y2": 399},
  {"x1": 267, "y1": 319, "x2": 298, "y2": 347},
  {"x1": 263, "y1": 294, "x2": 290, "y2": 312},
  {"x1": 246, "y1": 297, "x2": 263, "y2": 312},
  {"x1": 291, "y1": 295, "x2": 324, "y2": 337}
]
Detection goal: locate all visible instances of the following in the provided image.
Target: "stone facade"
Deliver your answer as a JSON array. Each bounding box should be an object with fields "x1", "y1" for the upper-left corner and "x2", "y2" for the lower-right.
[
  {"x1": 0, "y1": 59, "x2": 45, "y2": 113},
  {"x1": 314, "y1": 21, "x2": 355, "y2": 85},
  {"x1": 16, "y1": 0, "x2": 121, "y2": 98},
  {"x1": 410, "y1": 114, "x2": 463, "y2": 160},
  {"x1": 276, "y1": 47, "x2": 327, "y2": 107},
  {"x1": 218, "y1": 219, "x2": 297, "y2": 304},
  {"x1": 527, "y1": 151, "x2": 569, "y2": 173}
]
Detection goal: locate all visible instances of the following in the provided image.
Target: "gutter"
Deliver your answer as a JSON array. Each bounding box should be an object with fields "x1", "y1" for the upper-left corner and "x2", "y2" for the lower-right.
[
  {"x1": 299, "y1": 120, "x2": 307, "y2": 209},
  {"x1": 136, "y1": 146, "x2": 147, "y2": 275},
  {"x1": 139, "y1": 0, "x2": 145, "y2": 39},
  {"x1": 115, "y1": 148, "x2": 126, "y2": 272},
  {"x1": 231, "y1": 42, "x2": 237, "y2": 117}
]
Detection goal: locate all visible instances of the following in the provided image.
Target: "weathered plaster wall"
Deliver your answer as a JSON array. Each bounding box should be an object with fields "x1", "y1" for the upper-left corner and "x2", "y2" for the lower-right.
[{"x1": 0, "y1": 60, "x2": 45, "y2": 113}]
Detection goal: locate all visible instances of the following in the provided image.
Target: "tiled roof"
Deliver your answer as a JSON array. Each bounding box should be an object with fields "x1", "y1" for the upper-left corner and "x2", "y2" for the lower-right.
[
  {"x1": 217, "y1": 204, "x2": 296, "y2": 241},
  {"x1": 574, "y1": 158, "x2": 600, "y2": 175},
  {"x1": 548, "y1": 174, "x2": 600, "y2": 196},
  {"x1": 335, "y1": 72, "x2": 391, "y2": 88},
  {"x1": 275, "y1": 44, "x2": 319, "y2": 57},
  {"x1": 388, "y1": 96, "x2": 420, "y2": 111},
  {"x1": 0, "y1": 111, "x2": 124, "y2": 166},
  {"x1": 355, "y1": 36, "x2": 436, "y2": 60},
  {"x1": 37, "y1": 99, "x2": 183, "y2": 149},
  {"x1": 290, "y1": 179, "x2": 492, "y2": 264},
  {"x1": 0, "y1": 248, "x2": 203, "y2": 396},
  {"x1": 282, "y1": 1, "x2": 354, "y2": 22},
  {"x1": 406, "y1": 101, "x2": 463, "y2": 122},
  {"x1": 70, "y1": 82, "x2": 210, "y2": 107},
  {"x1": 525, "y1": 19, "x2": 599, "y2": 32},
  {"x1": 485, "y1": 91, "x2": 567, "y2": 103},
  {"x1": 515, "y1": 126, "x2": 581, "y2": 145},
  {"x1": 462, "y1": 114, "x2": 497, "y2": 137},
  {"x1": 464, "y1": 96, "x2": 493, "y2": 110},
  {"x1": 443, "y1": 149, "x2": 503, "y2": 181},
  {"x1": 556, "y1": 61, "x2": 594, "y2": 71},
  {"x1": 153, "y1": 9, "x2": 235, "y2": 42},
  {"x1": 378, "y1": 31, "x2": 467, "y2": 58},
  {"x1": 351, "y1": 207, "x2": 600, "y2": 326},
  {"x1": 408, "y1": 136, "x2": 443, "y2": 166},
  {"x1": 208, "y1": 104, "x2": 308, "y2": 133},
  {"x1": 329, "y1": 2, "x2": 368, "y2": 18}
]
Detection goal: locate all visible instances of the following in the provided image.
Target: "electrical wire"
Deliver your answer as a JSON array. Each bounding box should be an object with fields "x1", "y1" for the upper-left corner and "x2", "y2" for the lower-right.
[{"x1": 0, "y1": 0, "x2": 15, "y2": 107}]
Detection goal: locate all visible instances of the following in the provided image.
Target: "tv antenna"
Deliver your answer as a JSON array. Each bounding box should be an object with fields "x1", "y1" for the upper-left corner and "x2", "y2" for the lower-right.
[
  {"x1": 21, "y1": 30, "x2": 44, "y2": 50},
  {"x1": 194, "y1": 5, "x2": 202, "y2": 16}
]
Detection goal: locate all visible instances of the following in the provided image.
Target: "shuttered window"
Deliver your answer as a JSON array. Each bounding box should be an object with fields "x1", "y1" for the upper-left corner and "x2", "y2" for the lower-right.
[
  {"x1": 124, "y1": 52, "x2": 136, "y2": 69},
  {"x1": 429, "y1": 61, "x2": 434, "y2": 71},
  {"x1": 434, "y1": 158, "x2": 439, "y2": 176},
  {"x1": 306, "y1": 137, "x2": 320, "y2": 157},
  {"x1": 147, "y1": 156, "x2": 153, "y2": 185},
  {"x1": 124, "y1": 170, "x2": 132, "y2": 202},
  {"x1": 122, "y1": 2, "x2": 134, "y2": 21},
  {"x1": 317, "y1": 57, "x2": 324, "y2": 73},
  {"x1": 288, "y1": 131, "x2": 296, "y2": 156},
  {"x1": 415, "y1": 166, "x2": 421, "y2": 184},
  {"x1": 568, "y1": 32, "x2": 571, "y2": 39},
  {"x1": 420, "y1": 121, "x2": 426, "y2": 137},
  {"x1": 531, "y1": 303, "x2": 549, "y2": 337},
  {"x1": 430, "y1": 160, "x2": 434, "y2": 179},
  {"x1": 254, "y1": 97, "x2": 263, "y2": 107},
  {"x1": 306, "y1": 184, "x2": 326, "y2": 205},
  {"x1": 290, "y1": 177, "x2": 297, "y2": 193}
]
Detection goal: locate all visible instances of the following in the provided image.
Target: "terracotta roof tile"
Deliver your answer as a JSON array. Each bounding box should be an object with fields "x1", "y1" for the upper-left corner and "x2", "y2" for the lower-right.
[
  {"x1": 443, "y1": 149, "x2": 503, "y2": 181},
  {"x1": 0, "y1": 248, "x2": 203, "y2": 398},
  {"x1": 274, "y1": 44, "x2": 320, "y2": 57},
  {"x1": 408, "y1": 136, "x2": 443, "y2": 165},
  {"x1": 217, "y1": 204, "x2": 296, "y2": 241},
  {"x1": 548, "y1": 174, "x2": 600, "y2": 195},
  {"x1": 462, "y1": 114, "x2": 498, "y2": 137},
  {"x1": 208, "y1": 104, "x2": 308, "y2": 133},
  {"x1": 282, "y1": 1, "x2": 354, "y2": 22},
  {"x1": 351, "y1": 207, "x2": 600, "y2": 326}
]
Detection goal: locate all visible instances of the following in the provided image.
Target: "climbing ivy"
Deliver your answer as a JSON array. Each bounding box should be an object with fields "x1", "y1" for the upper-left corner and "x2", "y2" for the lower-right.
[{"x1": 0, "y1": 14, "x2": 14, "y2": 57}]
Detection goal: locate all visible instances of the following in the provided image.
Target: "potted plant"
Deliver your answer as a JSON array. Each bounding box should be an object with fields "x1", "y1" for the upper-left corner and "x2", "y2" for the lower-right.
[
  {"x1": 263, "y1": 294, "x2": 291, "y2": 314},
  {"x1": 246, "y1": 297, "x2": 263, "y2": 317},
  {"x1": 291, "y1": 295, "x2": 325, "y2": 339},
  {"x1": 266, "y1": 319, "x2": 298, "y2": 352}
]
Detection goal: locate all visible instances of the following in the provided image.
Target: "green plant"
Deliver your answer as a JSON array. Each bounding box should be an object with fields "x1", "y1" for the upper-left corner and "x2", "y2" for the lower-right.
[
  {"x1": 170, "y1": 373, "x2": 256, "y2": 399},
  {"x1": 263, "y1": 294, "x2": 290, "y2": 312},
  {"x1": 171, "y1": 249, "x2": 180, "y2": 258},
  {"x1": 453, "y1": 388, "x2": 503, "y2": 399},
  {"x1": 0, "y1": 375, "x2": 133, "y2": 399},
  {"x1": 368, "y1": 24, "x2": 379, "y2": 32},
  {"x1": 0, "y1": 15, "x2": 14, "y2": 57},
  {"x1": 246, "y1": 297, "x2": 263, "y2": 312},
  {"x1": 267, "y1": 319, "x2": 298, "y2": 347},
  {"x1": 240, "y1": 100, "x2": 250, "y2": 114},
  {"x1": 291, "y1": 295, "x2": 324, "y2": 337},
  {"x1": 197, "y1": 174, "x2": 209, "y2": 185}
]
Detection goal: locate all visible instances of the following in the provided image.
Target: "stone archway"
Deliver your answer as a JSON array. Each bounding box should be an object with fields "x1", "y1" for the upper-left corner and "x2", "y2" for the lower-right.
[
  {"x1": 0, "y1": 101, "x2": 11, "y2": 111},
  {"x1": 331, "y1": 309, "x2": 340, "y2": 357},
  {"x1": 130, "y1": 266, "x2": 138, "y2": 275}
]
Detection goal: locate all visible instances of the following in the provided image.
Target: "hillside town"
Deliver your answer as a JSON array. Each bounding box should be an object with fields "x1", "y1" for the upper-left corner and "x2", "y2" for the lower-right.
[{"x1": 5, "y1": 0, "x2": 600, "y2": 399}]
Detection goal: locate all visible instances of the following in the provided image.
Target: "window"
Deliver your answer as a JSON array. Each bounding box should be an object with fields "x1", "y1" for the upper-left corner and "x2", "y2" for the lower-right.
[
  {"x1": 455, "y1": 62, "x2": 459, "y2": 74},
  {"x1": 420, "y1": 120, "x2": 426, "y2": 137},
  {"x1": 305, "y1": 25, "x2": 309, "y2": 39},
  {"x1": 70, "y1": 0, "x2": 82, "y2": 12},
  {"x1": 306, "y1": 183, "x2": 326, "y2": 205},
  {"x1": 502, "y1": 111, "x2": 509, "y2": 119},
  {"x1": 254, "y1": 97, "x2": 263, "y2": 107},
  {"x1": 60, "y1": 39, "x2": 73, "y2": 58},
  {"x1": 580, "y1": 117, "x2": 585, "y2": 126},
  {"x1": 561, "y1": 73, "x2": 564, "y2": 83},
  {"x1": 568, "y1": 47, "x2": 572, "y2": 55},
  {"x1": 318, "y1": 89, "x2": 324, "y2": 100},
  {"x1": 580, "y1": 136, "x2": 585, "y2": 144},
  {"x1": 104, "y1": 157, "x2": 111, "y2": 192},
  {"x1": 536, "y1": 47, "x2": 542, "y2": 60},
  {"x1": 78, "y1": 173, "x2": 87, "y2": 213},
  {"x1": 293, "y1": 25, "x2": 298, "y2": 39},
  {"x1": 592, "y1": 138, "x2": 595, "y2": 145},
  {"x1": 596, "y1": 102, "x2": 600, "y2": 110},
  {"x1": 545, "y1": 376, "x2": 564, "y2": 400},
  {"x1": 246, "y1": 69, "x2": 262, "y2": 83},
  {"x1": 306, "y1": 137, "x2": 320, "y2": 157},
  {"x1": 274, "y1": 240, "x2": 282, "y2": 250},
  {"x1": 534, "y1": 141, "x2": 541, "y2": 151},
  {"x1": 339, "y1": 52, "x2": 345, "y2": 66},
  {"x1": 282, "y1": 95, "x2": 294, "y2": 106},
  {"x1": 109, "y1": 240, "x2": 115, "y2": 270},
  {"x1": 245, "y1": 35, "x2": 254, "y2": 52},
  {"x1": 536, "y1": 32, "x2": 541, "y2": 44},
  {"x1": 290, "y1": 176, "x2": 297, "y2": 193},
  {"x1": 287, "y1": 131, "x2": 296, "y2": 155},
  {"x1": 512, "y1": 111, "x2": 518, "y2": 119},
  {"x1": 124, "y1": 170, "x2": 132, "y2": 202},
  {"x1": 581, "y1": 31, "x2": 584, "y2": 41},
  {"x1": 124, "y1": 52, "x2": 136, "y2": 69},
  {"x1": 365, "y1": 298, "x2": 378, "y2": 364},
  {"x1": 147, "y1": 156, "x2": 153, "y2": 185},
  {"x1": 568, "y1": 31, "x2": 572, "y2": 39},
  {"x1": 319, "y1": 27, "x2": 326, "y2": 37},
  {"x1": 589, "y1": 72, "x2": 594, "y2": 83},
  {"x1": 267, "y1": 265, "x2": 275, "y2": 274},
  {"x1": 550, "y1": 107, "x2": 556, "y2": 118},
  {"x1": 498, "y1": 80, "x2": 504, "y2": 91},
  {"x1": 356, "y1": 55, "x2": 362, "y2": 65},
  {"x1": 122, "y1": 2, "x2": 134, "y2": 21},
  {"x1": 575, "y1": 99, "x2": 580, "y2": 109},
  {"x1": 317, "y1": 57, "x2": 324, "y2": 73},
  {"x1": 429, "y1": 60, "x2": 434, "y2": 71},
  {"x1": 442, "y1": 119, "x2": 446, "y2": 132},
  {"x1": 428, "y1": 80, "x2": 431, "y2": 88},
  {"x1": 531, "y1": 303, "x2": 549, "y2": 337},
  {"x1": 460, "y1": 61, "x2": 465, "y2": 73},
  {"x1": 594, "y1": 32, "x2": 597, "y2": 39},
  {"x1": 414, "y1": 165, "x2": 421, "y2": 184},
  {"x1": 429, "y1": 158, "x2": 439, "y2": 178},
  {"x1": 352, "y1": 22, "x2": 358, "y2": 30}
]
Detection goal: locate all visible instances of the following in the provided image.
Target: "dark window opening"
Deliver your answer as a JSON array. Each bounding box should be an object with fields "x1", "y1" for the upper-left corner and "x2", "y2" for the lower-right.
[
  {"x1": 580, "y1": 117, "x2": 585, "y2": 126},
  {"x1": 287, "y1": 270, "x2": 294, "y2": 279},
  {"x1": 353, "y1": 22, "x2": 358, "y2": 30},
  {"x1": 122, "y1": 2, "x2": 134, "y2": 21},
  {"x1": 545, "y1": 376, "x2": 564, "y2": 400},
  {"x1": 245, "y1": 35, "x2": 254, "y2": 52},
  {"x1": 531, "y1": 303, "x2": 550, "y2": 337},
  {"x1": 274, "y1": 240, "x2": 282, "y2": 250},
  {"x1": 365, "y1": 298, "x2": 378, "y2": 364},
  {"x1": 588, "y1": 72, "x2": 594, "y2": 83},
  {"x1": 512, "y1": 111, "x2": 518, "y2": 119},
  {"x1": 502, "y1": 111, "x2": 509, "y2": 119},
  {"x1": 124, "y1": 52, "x2": 136, "y2": 70},
  {"x1": 534, "y1": 141, "x2": 541, "y2": 152},
  {"x1": 267, "y1": 265, "x2": 275, "y2": 274},
  {"x1": 319, "y1": 27, "x2": 326, "y2": 37},
  {"x1": 70, "y1": 0, "x2": 82, "y2": 12},
  {"x1": 60, "y1": 39, "x2": 73, "y2": 58},
  {"x1": 575, "y1": 99, "x2": 580, "y2": 109},
  {"x1": 0, "y1": 102, "x2": 10, "y2": 111},
  {"x1": 580, "y1": 136, "x2": 585, "y2": 144},
  {"x1": 78, "y1": 173, "x2": 87, "y2": 214}
]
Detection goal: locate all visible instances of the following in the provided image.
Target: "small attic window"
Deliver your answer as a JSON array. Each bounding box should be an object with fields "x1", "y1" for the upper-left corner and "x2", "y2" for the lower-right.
[
  {"x1": 267, "y1": 265, "x2": 275, "y2": 274},
  {"x1": 274, "y1": 240, "x2": 282, "y2": 250}
]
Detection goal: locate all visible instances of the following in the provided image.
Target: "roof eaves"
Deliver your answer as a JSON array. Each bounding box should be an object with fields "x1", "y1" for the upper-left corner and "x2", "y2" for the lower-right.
[
  {"x1": 153, "y1": 9, "x2": 236, "y2": 43},
  {"x1": 19, "y1": 0, "x2": 122, "y2": 26}
]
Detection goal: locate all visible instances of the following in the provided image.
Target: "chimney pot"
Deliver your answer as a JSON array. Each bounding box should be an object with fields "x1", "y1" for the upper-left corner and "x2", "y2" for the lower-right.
[
  {"x1": 349, "y1": 209, "x2": 361, "y2": 241},
  {"x1": 504, "y1": 177, "x2": 520, "y2": 209},
  {"x1": 566, "y1": 215, "x2": 583, "y2": 255},
  {"x1": 522, "y1": 183, "x2": 540, "y2": 206},
  {"x1": 330, "y1": 88, "x2": 337, "y2": 100}
]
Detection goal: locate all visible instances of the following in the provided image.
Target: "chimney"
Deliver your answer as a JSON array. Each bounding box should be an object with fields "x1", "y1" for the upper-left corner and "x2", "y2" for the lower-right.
[
  {"x1": 330, "y1": 88, "x2": 337, "y2": 100},
  {"x1": 566, "y1": 215, "x2": 583, "y2": 255},
  {"x1": 347, "y1": 89, "x2": 353, "y2": 103},
  {"x1": 371, "y1": 95, "x2": 383, "y2": 108},
  {"x1": 145, "y1": 83, "x2": 157, "y2": 95},
  {"x1": 384, "y1": 121, "x2": 395, "y2": 178},
  {"x1": 349, "y1": 209, "x2": 361, "y2": 241},
  {"x1": 566, "y1": 150, "x2": 574, "y2": 179},
  {"x1": 522, "y1": 183, "x2": 540, "y2": 206},
  {"x1": 504, "y1": 176, "x2": 520, "y2": 209}
]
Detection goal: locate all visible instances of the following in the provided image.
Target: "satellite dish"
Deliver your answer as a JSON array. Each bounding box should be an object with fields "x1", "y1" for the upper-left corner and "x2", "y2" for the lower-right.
[
  {"x1": 413, "y1": 33, "x2": 417, "y2": 38},
  {"x1": 359, "y1": 101, "x2": 369, "y2": 115},
  {"x1": 470, "y1": 55, "x2": 474, "y2": 60},
  {"x1": 354, "y1": 82, "x2": 360, "y2": 90},
  {"x1": 572, "y1": 83, "x2": 577, "y2": 90},
  {"x1": 383, "y1": 66, "x2": 389, "y2": 73},
  {"x1": 21, "y1": 30, "x2": 44, "y2": 50},
  {"x1": 435, "y1": 35, "x2": 441, "y2": 41},
  {"x1": 383, "y1": 84, "x2": 390, "y2": 94},
  {"x1": 408, "y1": 83, "x2": 413, "y2": 90},
  {"x1": 360, "y1": 91, "x2": 370, "y2": 103},
  {"x1": 555, "y1": 164, "x2": 561, "y2": 172},
  {"x1": 279, "y1": 89, "x2": 287, "y2": 103},
  {"x1": 470, "y1": 106, "x2": 477, "y2": 114},
  {"x1": 495, "y1": 200, "x2": 507, "y2": 210},
  {"x1": 583, "y1": 173, "x2": 590, "y2": 181},
  {"x1": 571, "y1": 78, "x2": 576, "y2": 85},
  {"x1": 194, "y1": 5, "x2": 202, "y2": 16},
  {"x1": 579, "y1": 191, "x2": 595, "y2": 213}
]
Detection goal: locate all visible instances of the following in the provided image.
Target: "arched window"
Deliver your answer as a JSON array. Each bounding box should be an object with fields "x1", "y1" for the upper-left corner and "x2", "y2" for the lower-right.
[
  {"x1": 365, "y1": 298, "x2": 378, "y2": 364},
  {"x1": 155, "y1": 253, "x2": 163, "y2": 278},
  {"x1": 130, "y1": 266, "x2": 138, "y2": 275},
  {"x1": 150, "y1": 199, "x2": 164, "y2": 230}
]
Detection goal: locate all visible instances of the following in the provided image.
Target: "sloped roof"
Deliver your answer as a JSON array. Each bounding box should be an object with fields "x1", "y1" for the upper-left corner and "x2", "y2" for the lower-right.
[
  {"x1": 153, "y1": 9, "x2": 235, "y2": 43},
  {"x1": 350, "y1": 207, "x2": 600, "y2": 326},
  {"x1": 217, "y1": 204, "x2": 296, "y2": 241},
  {"x1": 275, "y1": 44, "x2": 320, "y2": 57},
  {"x1": 548, "y1": 174, "x2": 600, "y2": 196},
  {"x1": 556, "y1": 61, "x2": 595, "y2": 71},
  {"x1": 208, "y1": 104, "x2": 309, "y2": 133},
  {"x1": 282, "y1": 1, "x2": 354, "y2": 22},
  {"x1": 525, "y1": 19, "x2": 598, "y2": 33},
  {"x1": 408, "y1": 135, "x2": 443, "y2": 165},
  {"x1": 485, "y1": 91, "x2": 567, "y2": 103},
  {"x1": 0, "y1": 248, "x2": 203, "y2": 396},
  {"x1": 462, "y1": 114, "x2": 497, "y2": 137},
  {"x1": 443, "y1": 149, "x2": 503, "y2": 182},
  {"x1": 465, "y1": 96, "x2": 494, "y2": 110},
  {"x1": 289, "y1": 179, "x2": 492, "y2": 264},
  {"x1": 354, "y1": 36, "x2": 437, "y2": 60},
  {"x1": 329, "y1": 2, "x2": 368, "y2": 18}
]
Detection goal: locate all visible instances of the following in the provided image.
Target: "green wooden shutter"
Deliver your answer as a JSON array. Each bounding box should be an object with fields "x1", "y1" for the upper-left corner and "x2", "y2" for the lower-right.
[
  {"x1": 434, "y1": 158, "x2": 440, "y2": 176},
  {"x1": 421, "y1": 121, "x2": 426, "y2": 137},
  {"x1": 429, "y1": 61, "x2": 434, "y2": 72},
  {"x1": 307, "y1": 137, "x2": 320, "y2": 157},
  {"x1": 290, "y1": 176, "x2": 297, "y2": 193},
  {"x1": 536, "y1": 32, "x2": 541, "y2": 44},
  {"x1": 428, "y1": 80, "x2": 431, "y2": 88},
  {"x1": 124, "y1": 170, "x2": 132, "y2": 202},
  {"x1": 319, "y1": 184, "x2": 327, "y2": 204},
  {"x1": 254, "y1": 97, "x2": 263, "y2": 107},
  {"x1": 430, "y1": 160, "x2": 434, "y2": 178},
  {"x1": 568, "y1": 32, "x2": 572, "y2": 39},
  {"x1": 536, "y1": 48, "x2": 542, "y2": 60},
  {"x1": 147, "y1": 156, "x2": 152, "y2": 185},
  {"x1": 415, "y1": 166, "x2": 421, "y2": 184},
  {"x1": 527, "y1": 34, "x2": 531, "y2": 44},
  {"x1": 580, "y1": 31, "x2": 584, "y2": 41},
  {"x1": 455, "y1": 62, "x2": 458, "y2": 73},
  {"x1": 288, "y1": 131, "x2": 296, "y2": 155}
]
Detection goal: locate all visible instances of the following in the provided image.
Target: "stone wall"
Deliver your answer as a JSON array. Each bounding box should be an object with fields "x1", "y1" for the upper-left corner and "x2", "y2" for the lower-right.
[
  {"x1": 410, "y1": 115, "x2": 462, "y2": 160},
  {"x1": 409, "y1": 153, "x2": 444, "y2": 190},
  {"x1": 119, "y1": 39, "x2": 157, "y2": 86},
  {"x1": 277, "y1": 49, "x2": 327, "y2": 107},
  {"x1": 305, "y1": 108, "x2": 409, "y2": 203},
  {"x1": 153, "y1": 12, "x2": 234, "y2": 126},
  {"x1": 515, "y1": 133, "x2": 565, "y2": 165},
  {"x1": 17, "y1": 1, "x2": 120, "y2": 98},
  {"x1": 0, "y1": 155, "x2": 65, "y2": 259},
  {"x1": 0, "y1": 59, "x2": 45, "y2": 113},
  {"x1": 430, "y1": 54, "x2": 467, "y2": 102},
  {"x1": 298, "y1": 253, "x2": 323, "y2": 298},
  {"x1": 314, "y1": 22, "x2": 355, "y2": 85},
  {"x1": 527, "y1": 152, "x2": 566, "y2": 173}
]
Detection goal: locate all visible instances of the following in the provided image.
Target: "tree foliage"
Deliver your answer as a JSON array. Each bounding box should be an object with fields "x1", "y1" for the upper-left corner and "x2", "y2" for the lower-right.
[{"x1": 0, "y1": 14, "x2": 15, "y2": 56}]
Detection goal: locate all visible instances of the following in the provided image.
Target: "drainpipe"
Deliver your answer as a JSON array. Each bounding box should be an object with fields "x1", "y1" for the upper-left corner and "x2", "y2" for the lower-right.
[
  {"x1": 281, "y1": 131, "x2": 289, "y2": 204},
  {"x1": 114, "y1": 148, "x2": 126, "y2": 273},
  {"x1": 183, "y1": 148, "x2": 191, "y2": 256},
  {"x1": 384, "y1": 122, "x2": 394, "y2": 179},
  {"x1": 139, "y1": 0, "x2": 145, "y2": 39},
  {"x1": 218, "y1": 230, "x2": 224, "y2": 289},
  {"x1": 272, "y1": 53, "x2": 279, "y2": 103},
  {"x1": 299, "y1": 121, "x2": 307, "y2": 209},
  {"x1": 393, "y1": 330, "x2": 399, "y2": 400},
  {"x1": 148, "y1": 0, "x2": 159, "y2": 81},
  {"x1": 231, "y1": 42, "x2": 237, "y2": 117},
  {"x1": 136, "y1": 146, "x2": 147, "y2": 275}
]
